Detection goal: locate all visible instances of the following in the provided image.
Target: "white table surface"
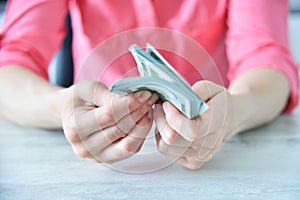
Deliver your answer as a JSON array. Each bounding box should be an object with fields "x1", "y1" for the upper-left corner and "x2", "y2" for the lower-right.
[{"x1": 0, "y1": 105, "x2": 300, "y2": 200}]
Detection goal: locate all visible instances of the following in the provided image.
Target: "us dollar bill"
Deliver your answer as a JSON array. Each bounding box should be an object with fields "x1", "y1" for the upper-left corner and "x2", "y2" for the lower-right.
[{"x1": 109, "y1": 43, "x2": 209, "y2": 119}]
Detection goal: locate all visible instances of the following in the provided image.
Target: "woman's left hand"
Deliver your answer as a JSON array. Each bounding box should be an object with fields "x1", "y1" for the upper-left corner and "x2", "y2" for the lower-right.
[{"x1": 153, "y1": 80, "x2": 238, "y2": 169}]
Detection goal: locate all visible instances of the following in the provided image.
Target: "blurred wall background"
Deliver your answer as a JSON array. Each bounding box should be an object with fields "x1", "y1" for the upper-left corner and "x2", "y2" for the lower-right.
[
  {"x1": 289, "y1": 0, "x2": 300, "y2": 65},
  {"x1": 0, "y1": 1, "x2": 299, "y2": 85}
]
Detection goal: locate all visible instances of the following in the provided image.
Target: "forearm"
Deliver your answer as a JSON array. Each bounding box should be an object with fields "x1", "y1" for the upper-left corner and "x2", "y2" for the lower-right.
[
  {"x1": 228, "y1": 68, "x2": 290, "y2": 136},
  {"x1": 0, "y1": 65, "x2": 68, "y2": 129}
]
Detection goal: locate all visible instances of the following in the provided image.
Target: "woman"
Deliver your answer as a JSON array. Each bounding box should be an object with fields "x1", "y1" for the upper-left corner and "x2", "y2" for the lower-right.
[{"x1": 0, "y1": 0, "x2": 298, "y2": 169}]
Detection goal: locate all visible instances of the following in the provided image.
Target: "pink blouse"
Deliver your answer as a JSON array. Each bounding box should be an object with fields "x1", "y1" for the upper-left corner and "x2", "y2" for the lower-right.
[{"x1": 0, "y1": 0, "x2": 298, "y2": 112}]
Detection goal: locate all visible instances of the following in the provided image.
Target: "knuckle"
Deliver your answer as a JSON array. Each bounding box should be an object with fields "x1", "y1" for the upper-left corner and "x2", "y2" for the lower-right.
[
  {"x1": 128, "y1": 96, "x2": 139, "y2": 109},
  {"x1": 64, "y1": 127, "x2": 81, "y2": 143},
  {"x1": 85, "y1": 80, "x2": 99, "y2": 89},
  {"x1": 73, "y1": 147, "x2": 90, "y2": 158},
  {"x1": 157, "y1": 141, "x2": 168, "y2": 153},
  {"x1": 104, "y1": 106, "x2": 114, "y2": 120},
  {"x1": 62, "y1": 116, "x2": 83, "y2": 143},
  {"x1": 100, "y1": 107, "x2": 115, "y2": 126},
  {"x1": 120, "y1": 140, "x2": 136, "y2": 154},
  {"x1": 204, "y1": 153, "x2": 214, "y2": 162},
  {"x1": 185, "y1": 160, "x2": 203, "y2": 170}
]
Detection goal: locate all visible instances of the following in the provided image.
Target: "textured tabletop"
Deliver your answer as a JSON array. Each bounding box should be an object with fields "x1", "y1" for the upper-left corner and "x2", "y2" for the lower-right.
[{"x1": 0, "y1": 106, "x2": 300, "y2": 200}]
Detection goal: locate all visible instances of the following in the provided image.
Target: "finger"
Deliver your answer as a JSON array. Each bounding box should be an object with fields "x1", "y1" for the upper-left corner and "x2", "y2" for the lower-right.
[
  {"x1": 162, "y1": 97, "x2": 227, "y2": 143},
  {"x1": 194, "y1": 89, "x2": 229, "y2": 141},
  {"x1": 72, "y1": 81, "x2": 111, "y2": 107},
  {"x1": 114, "y1": 92, "x2": 159, "y2": 133},
  {"x1": 155, "y1": 133, "x2": 197, "y2": 158},
  {"x1": 155, "y1": 119, "x2": 223, "y2": 162},
  {"x1": 115, "y1": 103, "x2": 153, "y2": 133},
  {"x1": 154, "y1": 148, "x2": 204, "y2": 170},
  {"x1": 70, "y1": 141, "x2": 94, "y2": 159},
  {"x1": 155, "y1": 141, "x2": 205, "y2": 169},
  {"x1": 182, "y1": 157, "x2": 205, "y2": 169},
  {"x1": 72, "y1": 81, "x2": 151, "y2": 107},
  {"x1": 111, "y1": 90, "x2": 152, "y2": 123},
  {"x1": 192, "y1": 80, "x2": 224, "y2": 102},
  {"x1": 94, "y1": 115, "x2": 152, "y2": 163},
  {"x1": 155, "y1": 127, "x2": 220, "y2": 163},
  {"x1": 79, "y1": 103, "x2": 153, "y2": 153},
  {"x1": 72, "y1": 91, "x2": 153, "y2": 139},
  {"x1": 148, "y1": 92, "x2": 160, "y2": 105},
  {"x1": 153, "y1": 104, "x2": 192, "y2": 147},
  {"x1": 201, "y1": 147, "x2": 217, "y2": 163},
  {"x1": 80, "y1": 125, "x2": 128, "y2": 157},
  {"x1": 161, "y1": 102, "x2": 203, "y2": 142},
  {"x1": 196, "y1": 131, "x2": 223, "y2": 159}
]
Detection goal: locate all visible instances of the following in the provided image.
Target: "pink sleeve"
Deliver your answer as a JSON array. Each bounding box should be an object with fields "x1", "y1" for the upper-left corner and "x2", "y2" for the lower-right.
[
  {"x1": 0, "y1": 0, "x2": 68, "y2": 80},
  {"x1": 226, "y1": 0, "x2": 299, "y2": 113}
]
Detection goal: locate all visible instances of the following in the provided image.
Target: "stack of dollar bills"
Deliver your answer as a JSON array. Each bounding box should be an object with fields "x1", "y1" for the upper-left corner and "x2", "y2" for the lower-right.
[{"x1": 109, "y1": 43, "x2": 209, "y2": 119}]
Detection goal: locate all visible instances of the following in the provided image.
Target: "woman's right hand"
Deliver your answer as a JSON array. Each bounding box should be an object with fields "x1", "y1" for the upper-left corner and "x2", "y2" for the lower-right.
[{"x1": 61, "y1": 81, "x2": 158, "y2": 164}]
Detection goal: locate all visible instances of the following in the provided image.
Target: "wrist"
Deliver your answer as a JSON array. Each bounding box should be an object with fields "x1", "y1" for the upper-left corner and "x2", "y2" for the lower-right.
[
  {"x1": 232, "y1": 93, "x2": 252, "y2": 130},
  {"x1": 227, "y1": 68, "x2": 290, "y2": 136},
  {"x1": 45, "y1": 86, "x2": 71, "y2": 128},
  {"x1": 225, "y1": 90, "x2": 254, "y2": 140}
]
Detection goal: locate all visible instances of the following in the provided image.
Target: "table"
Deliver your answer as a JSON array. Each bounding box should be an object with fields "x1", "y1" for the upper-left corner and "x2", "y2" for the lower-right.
[{"x1": 0, "y1": 106, "x2": 300, "y2": 200}]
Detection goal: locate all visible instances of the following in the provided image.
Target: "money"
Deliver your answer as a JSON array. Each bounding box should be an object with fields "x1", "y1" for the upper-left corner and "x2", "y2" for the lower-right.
[{"x1": 109, "y1": 43, "x2": 209, "y2": 119}]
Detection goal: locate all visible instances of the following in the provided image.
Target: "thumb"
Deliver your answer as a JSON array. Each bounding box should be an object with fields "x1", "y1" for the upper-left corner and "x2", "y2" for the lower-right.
[
  {"x1": 73, "y1": 80, "x2": 113, "y2": 107},
  {"x1": 192, "y1": 80, "x2": 225, "y2": 102}
]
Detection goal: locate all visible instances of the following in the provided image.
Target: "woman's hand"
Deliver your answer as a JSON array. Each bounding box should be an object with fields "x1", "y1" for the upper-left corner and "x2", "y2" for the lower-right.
[
  {"x1": 61, "y1": 81, "x2": 158, "y2": 164},
  {"x1": 153, "y1": 81, "x2": 237, "y2": 169}
]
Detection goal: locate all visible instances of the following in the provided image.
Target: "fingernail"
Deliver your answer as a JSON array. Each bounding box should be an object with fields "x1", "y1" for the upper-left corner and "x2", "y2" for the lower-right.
[
  {"x1": 148, "y1": 93, "x2": 159, "y2": 105},
  {"x1": 136, "y1": 91, "x2": 152, "y2": 103}
]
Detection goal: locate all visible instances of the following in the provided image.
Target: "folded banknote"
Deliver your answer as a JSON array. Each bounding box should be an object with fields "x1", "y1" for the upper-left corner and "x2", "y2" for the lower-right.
[{"x1": 109, "y1": 43, "x2": 209, "y2": 119}]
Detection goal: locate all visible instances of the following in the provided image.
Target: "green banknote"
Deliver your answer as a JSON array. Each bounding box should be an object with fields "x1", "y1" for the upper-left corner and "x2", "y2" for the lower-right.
[{"x1": 109, "y1": 43, "x2": 209, "y2": 119}]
